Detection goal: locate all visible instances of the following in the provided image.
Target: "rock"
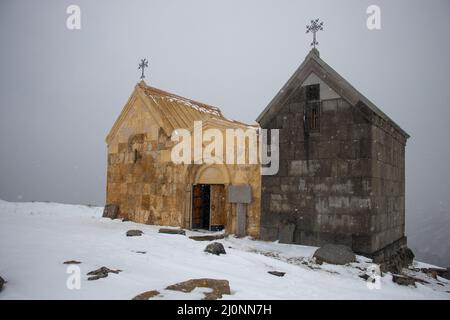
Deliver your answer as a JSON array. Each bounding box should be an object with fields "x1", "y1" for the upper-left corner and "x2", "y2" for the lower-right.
[
  {"x1": 126, "y1": 229, "x2": 143, "y2": 237},
  {"x1": 381, "y1": 247, "x2": 415, "y2": 273},
  {"x1": 420, "y1": 268, "x2": 450, "y2": 281},
  {"x1": 204, "y1": 242, "x2": 226, "y2": 255},
  {"x1": 392, "y1": 274, "x2": 416, "y2": 287},
  {"x1": 102, "y1": 204, "x2": 119, "y2": 219},
  {"x1": 359, "y1": 274, "x2": 370, "y2": 281},
  {"x1": 189, "y1": 234, "x2": 226, "y2": 241},
  {"x1": 166, "y1": 278, "x2": 230, "y2": 300},
  {"x1": 158, "y1": 228, "x2": 186, "y2": 235},
  {"x1": 87, "y1": 266, "x2": 121, "y2": 281},
  {"x1": 313, "y1": 244, "x2": 356, "y2": 265},
  {"x1": 63, "y1": 260, "x2": 81, "y2": 264},
  {"x1": 0, "y1": 276, "x2": 5, "y2": 292},
  {"x1": 268, "y1": 271, "x2": 285, "y2": 277},
  {"x1": 132, "y1": 290, "x2": 161, "y2": 300}
]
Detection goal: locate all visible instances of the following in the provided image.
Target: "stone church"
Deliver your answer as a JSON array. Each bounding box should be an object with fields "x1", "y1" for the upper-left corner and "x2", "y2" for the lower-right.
[
  {"x1": 105, "y1": 47, "x2": 409, "y2": 264},
  {"x1": 257, "y1": 48, "x2": 409, "y2": 262},
  {"x1": 105, "y1": 81, "x2": 261, "y2": 238}
]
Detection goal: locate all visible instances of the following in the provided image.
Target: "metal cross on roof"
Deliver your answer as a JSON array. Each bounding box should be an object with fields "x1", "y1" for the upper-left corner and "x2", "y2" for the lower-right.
[
  {"x1": 306, "y1": 19, "x2": 324, "y2": 48},
  {"x1": 138, "y1": 58, "x2": 149, "y2": 80}
]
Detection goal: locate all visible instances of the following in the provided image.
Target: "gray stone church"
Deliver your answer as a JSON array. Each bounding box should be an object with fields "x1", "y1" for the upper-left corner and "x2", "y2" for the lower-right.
[{"x1": 257, "y1": 48, "x2": 409, "y2": 264}]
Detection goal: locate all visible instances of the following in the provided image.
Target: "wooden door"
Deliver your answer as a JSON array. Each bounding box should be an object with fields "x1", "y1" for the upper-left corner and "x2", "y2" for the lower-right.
[
  {"x1": 192, "y1": 184, "x2": 210, "y2": 229},
  {"x1": 210, "y1": 185, "x2": 226, "y2": 231}
]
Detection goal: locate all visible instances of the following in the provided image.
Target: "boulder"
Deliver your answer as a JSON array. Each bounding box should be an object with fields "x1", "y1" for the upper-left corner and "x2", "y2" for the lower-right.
[
  {"x1": 102, "y1": 204, "x2": 119, "y2": 219},
  {"x1": 87, "y1": 266, "x2": 122, "y2": 281},
  {"x1": 204, "y1": 242, "x2": 226, "y2": 255},
  {"x1": 158, "y1": 228, "x2": 186, "y2": 235},
  {"x1": 381, "y1": 247, "x2": 415, "y2": 273},
  {"x1": 0, "y1": 276, "x2": 5, "y2": 292},
  {"x1": 313, "y1": 244, "x2": 356, "y2": 265},
  {"x1": 166, "y1": 278, "x2": 230, "y2": 300},
  {"x1": 420, "y1": 268, "x2": 450, "y2": 281},
  {"x1": 132, "y1": 290, "x2": 161, "y2": 300},
  {"x1": 392, "y1": 274, "x2": 416, "y2": 287},
  {"x1": 126, "y1": 230, "x2": 143, "y2": 237}
]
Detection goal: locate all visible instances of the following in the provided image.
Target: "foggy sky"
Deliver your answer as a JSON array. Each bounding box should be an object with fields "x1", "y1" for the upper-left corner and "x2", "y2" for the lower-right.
[{"x1": 1, "y1": 0, "x2": 450, "y2": 236}]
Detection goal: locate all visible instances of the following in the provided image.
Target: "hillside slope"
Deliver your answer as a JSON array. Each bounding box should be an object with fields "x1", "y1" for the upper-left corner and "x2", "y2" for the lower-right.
[{"x1": 0, "y1": 200, "x2": 449, "y2": 300}]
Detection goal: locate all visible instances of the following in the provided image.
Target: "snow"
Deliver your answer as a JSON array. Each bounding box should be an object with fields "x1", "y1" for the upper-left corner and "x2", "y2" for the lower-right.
[{"x1": 0, "y1": 200, "x2": 449, "y2": 300}]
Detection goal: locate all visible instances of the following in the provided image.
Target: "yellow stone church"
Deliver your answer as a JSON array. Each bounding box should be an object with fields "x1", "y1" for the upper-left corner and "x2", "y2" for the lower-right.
[{"x1": 105, "y1": 81, "x2": 261, "y2": 237}]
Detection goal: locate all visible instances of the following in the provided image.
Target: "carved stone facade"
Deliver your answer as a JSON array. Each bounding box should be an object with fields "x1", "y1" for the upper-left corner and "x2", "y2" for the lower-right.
[
  {"x1": 106, "y1": 81, "x2": 261, "y2": 237},
  {"x1": 257, "y1": 49, "x2": 409, "y2": 257}
]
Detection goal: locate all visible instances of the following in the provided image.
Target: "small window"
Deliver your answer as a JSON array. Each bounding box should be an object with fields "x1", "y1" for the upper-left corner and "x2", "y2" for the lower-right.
[
  {"x1": 304, "y1": 101, "x2": 321, "y2": 133},
  {"x1": 310, "y1": 102, "x2": 320, "y2": 131},
  {"x1": 134, "y1": 149, "x2": 140, "y2": 163},
  {"x1": 306, "y1": 84, "x2": 320, "y2": 101}
]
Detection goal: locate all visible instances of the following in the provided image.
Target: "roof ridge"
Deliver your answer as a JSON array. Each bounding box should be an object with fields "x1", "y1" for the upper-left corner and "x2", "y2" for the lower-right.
[{"x1": 138, "y1": 81, "x2": 223, "y2": 117}]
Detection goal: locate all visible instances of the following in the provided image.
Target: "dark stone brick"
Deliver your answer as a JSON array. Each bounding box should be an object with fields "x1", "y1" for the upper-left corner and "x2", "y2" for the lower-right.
[{"x1": 259, "y1": 91, "x2": 406, "y2": 256}]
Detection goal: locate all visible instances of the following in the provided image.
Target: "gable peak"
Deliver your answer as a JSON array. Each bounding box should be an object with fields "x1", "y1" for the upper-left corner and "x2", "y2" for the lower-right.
[{"x1": 307, "y1": 47, "x2": 320, "y2": 58}]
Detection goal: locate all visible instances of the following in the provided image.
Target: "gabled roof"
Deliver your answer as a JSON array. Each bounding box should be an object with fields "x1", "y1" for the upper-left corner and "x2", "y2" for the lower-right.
[
  {"x1": 256, "y1": 48, "x2": 409, "y2": 138},
  {"x1": 106, "y1": 80, "x2": 256, "y2": 144}
]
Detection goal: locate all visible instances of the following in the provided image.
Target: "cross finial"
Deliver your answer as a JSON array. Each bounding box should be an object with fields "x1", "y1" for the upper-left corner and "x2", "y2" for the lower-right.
[
  {"x1": 138, "y1": 58, "x2": 149, "y2": 80},
  {"x1": 306, "y1": 19, "x2": 324, "y2": 48}
]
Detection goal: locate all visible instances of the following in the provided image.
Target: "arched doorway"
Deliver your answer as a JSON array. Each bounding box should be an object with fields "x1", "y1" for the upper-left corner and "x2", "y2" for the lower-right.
[{"x1": 191, "y1": 165, "x2": 230, "y2": 231}]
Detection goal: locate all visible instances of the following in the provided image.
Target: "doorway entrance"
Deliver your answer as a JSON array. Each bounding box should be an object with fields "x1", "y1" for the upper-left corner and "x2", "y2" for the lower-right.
[
  {"x1": 191, "y1": 184, "x2": 226, "y2": 231},
  {"x1": 192, "y1": 184, "x2": 210, "y2": 230}
]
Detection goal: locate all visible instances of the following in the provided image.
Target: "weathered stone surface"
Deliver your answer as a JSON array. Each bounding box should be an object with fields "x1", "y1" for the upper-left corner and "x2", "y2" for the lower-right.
[
  {"x1": 105, "y1": 82, "x2": 261, "y2": 239},
  {"x1": 313, "y1": 244, "x2": 356, "y2": 265},
  {"x1": 268, "y1": 271, "x2": 285, "y2": 277},
  {"x1": 165, "y1": 278, "x2": 231, "y2": 300},
  {"x1": 189, "y1": 234, "x2": 226, "y2": 241},
  {"x1": 392, "y1": 274, "x2": 416, "y2": 287},
  {"x1": 126, "y1": 229, "x2": 143, "y2": 237},
  {"x1": 420, "y1": 268, "x2": 450, "y2": 281},
  {"x1": 258, "y1": 53, "x2": 408, "y2": 258},
  {"x1": 379, "y1": 246, "x2": 415, "y2": 274},
  {"x1": 204, "y1": 242, "x2": 226, "y2": 255},
  {"x1": 228, "y1": 185, "x2": 252, "y2": 204},
  {"x1": 87, "y1": 266, "x2": 122, "y2": 281},
  {"x1": 63, "y1": 260, "x2": 81, "y2": 264},
  {"x1": 132, "y1": 290, "x2": 160, "y2": 300},
  {"x1": 278, "y1": 223, "x2": 295, "y2": 244},
  {"x1": 102, "y1": 204, "x2": 119, "y2": 219},
  {"x1": 159, "y1": 228, "x2": 186, "y2": 235},
  {"x1": 0, "y1": 276, "x2": 5, "y2": 292}
]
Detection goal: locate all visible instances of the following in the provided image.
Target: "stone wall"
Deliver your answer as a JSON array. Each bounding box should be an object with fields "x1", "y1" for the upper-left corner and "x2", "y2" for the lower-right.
[
  {"x1": 260, "y1": 85, "x2": 407, "y2": 255},
  {"x1": 106, "y1": 94, "x2": 261, "y2": 238},
  {"x1": 226, "y1": 164, "x2": 261, "y2": 238},
  {"x1": 106, "y1": 95, "x2": 186, "y2": 226},
  {"x1": 368, "y1": 112, "x2": 407, "y2": 253}
]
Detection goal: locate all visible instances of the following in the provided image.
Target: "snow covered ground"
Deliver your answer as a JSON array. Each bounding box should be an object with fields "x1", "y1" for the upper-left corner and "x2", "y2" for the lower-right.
[{"x1": 0, "y1": 200, "x2": 449, "y2": 300}]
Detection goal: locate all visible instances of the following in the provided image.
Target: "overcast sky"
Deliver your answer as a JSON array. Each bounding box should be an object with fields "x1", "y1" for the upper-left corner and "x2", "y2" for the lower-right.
[{"x1": 1, "y1": 0, "x2": 449, "y2": 234}]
